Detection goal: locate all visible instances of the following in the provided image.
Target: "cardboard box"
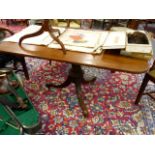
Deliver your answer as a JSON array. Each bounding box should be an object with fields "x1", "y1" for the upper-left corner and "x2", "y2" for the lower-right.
[{"x1": 125, "y1": 30, "x2": 152, "y2": 54}]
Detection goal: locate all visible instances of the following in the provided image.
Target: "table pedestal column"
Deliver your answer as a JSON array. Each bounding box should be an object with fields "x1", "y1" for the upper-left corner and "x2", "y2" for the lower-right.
[{"x1": 46, "y1": 64, "x2": 96, "y2": 117}]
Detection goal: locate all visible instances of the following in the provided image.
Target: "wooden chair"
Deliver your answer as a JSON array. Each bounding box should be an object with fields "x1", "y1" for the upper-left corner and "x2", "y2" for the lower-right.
[
  {"x1": 135, "y1": 60, "x2": 155, "y2": 104},
  {"x1": 5, "y1": 19, "x2": 29, "y2": 26},
  {"x1": 0, "y1": 27, "x2": 29, "y2": 80},
  {"x1": 50, "y1": 19, "x2": 81, "y2": 28}
]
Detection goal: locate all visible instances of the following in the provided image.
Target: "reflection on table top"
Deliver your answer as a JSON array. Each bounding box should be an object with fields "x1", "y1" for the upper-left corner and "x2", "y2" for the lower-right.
[{"x1": 0, "y1": 41, "x2": 150, "y2": 74}]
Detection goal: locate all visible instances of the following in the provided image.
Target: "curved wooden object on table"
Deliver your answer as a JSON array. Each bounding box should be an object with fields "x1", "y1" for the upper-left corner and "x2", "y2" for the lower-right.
[{"x1": 19, "y1": 19, "x2": 66, "y2": 54}]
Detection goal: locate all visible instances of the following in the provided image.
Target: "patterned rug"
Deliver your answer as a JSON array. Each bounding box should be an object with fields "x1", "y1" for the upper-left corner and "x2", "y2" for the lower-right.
[{"x1": 21, "y1": 57, "x2": 155, "y2": 135}]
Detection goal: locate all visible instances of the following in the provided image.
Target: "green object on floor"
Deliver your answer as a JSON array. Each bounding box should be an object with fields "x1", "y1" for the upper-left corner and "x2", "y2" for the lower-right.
[
  {"x1": 0, "y1": 104, "x2": 23, "y2": 135},
  {"x1": 0, "y1": 119, "x2": 23, "y2": 135},
  {"x1": 0, "y1": 71, "x2": 41, "y2": 134}
]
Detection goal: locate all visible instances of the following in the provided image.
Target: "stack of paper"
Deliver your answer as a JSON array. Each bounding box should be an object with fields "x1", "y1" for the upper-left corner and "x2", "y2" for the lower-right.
[
  {"x1": 48, "y1": 29, "x2": 126, "y2": 53},
  {"x1": 120, "y1": 50, "x2": 153, "y2": 60},
  {"x1": 49, "y1": 29, "x2": 108, "y2": 53},
  {"x1": 49, "y1": 43, "x2": 96, "y2": 53}
]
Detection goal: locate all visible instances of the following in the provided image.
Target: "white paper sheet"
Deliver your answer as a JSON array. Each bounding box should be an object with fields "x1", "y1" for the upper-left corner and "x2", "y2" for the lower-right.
[
  {"x1": 102, "y1": 31, "x2": 126, "y2": 49},
  {"x1": 55, "y1": 28, "x2": 103, "y2": 48},
  {"x1": 3, "y1": 25, "x2": 66, "y2": 45}
]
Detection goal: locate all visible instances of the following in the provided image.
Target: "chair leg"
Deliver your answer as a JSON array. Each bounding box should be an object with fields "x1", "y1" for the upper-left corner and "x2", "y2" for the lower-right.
[
  {"x1": 135, "y1": 74, "x2": 149, "y2": 105},
  {"x1": 20, "y1": 57, "x2": 29, "y2": 80}
]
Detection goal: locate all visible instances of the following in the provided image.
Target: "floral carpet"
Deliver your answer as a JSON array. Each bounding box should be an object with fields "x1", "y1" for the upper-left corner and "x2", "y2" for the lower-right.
[{"x1": 21, "y1": 57, "x2": 155, "y2": 135}]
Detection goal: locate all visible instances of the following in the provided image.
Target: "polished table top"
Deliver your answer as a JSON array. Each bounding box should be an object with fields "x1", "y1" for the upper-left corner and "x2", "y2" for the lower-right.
[{"x1": 0, "y1": 41, "x2": 150, "y2": 74}]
